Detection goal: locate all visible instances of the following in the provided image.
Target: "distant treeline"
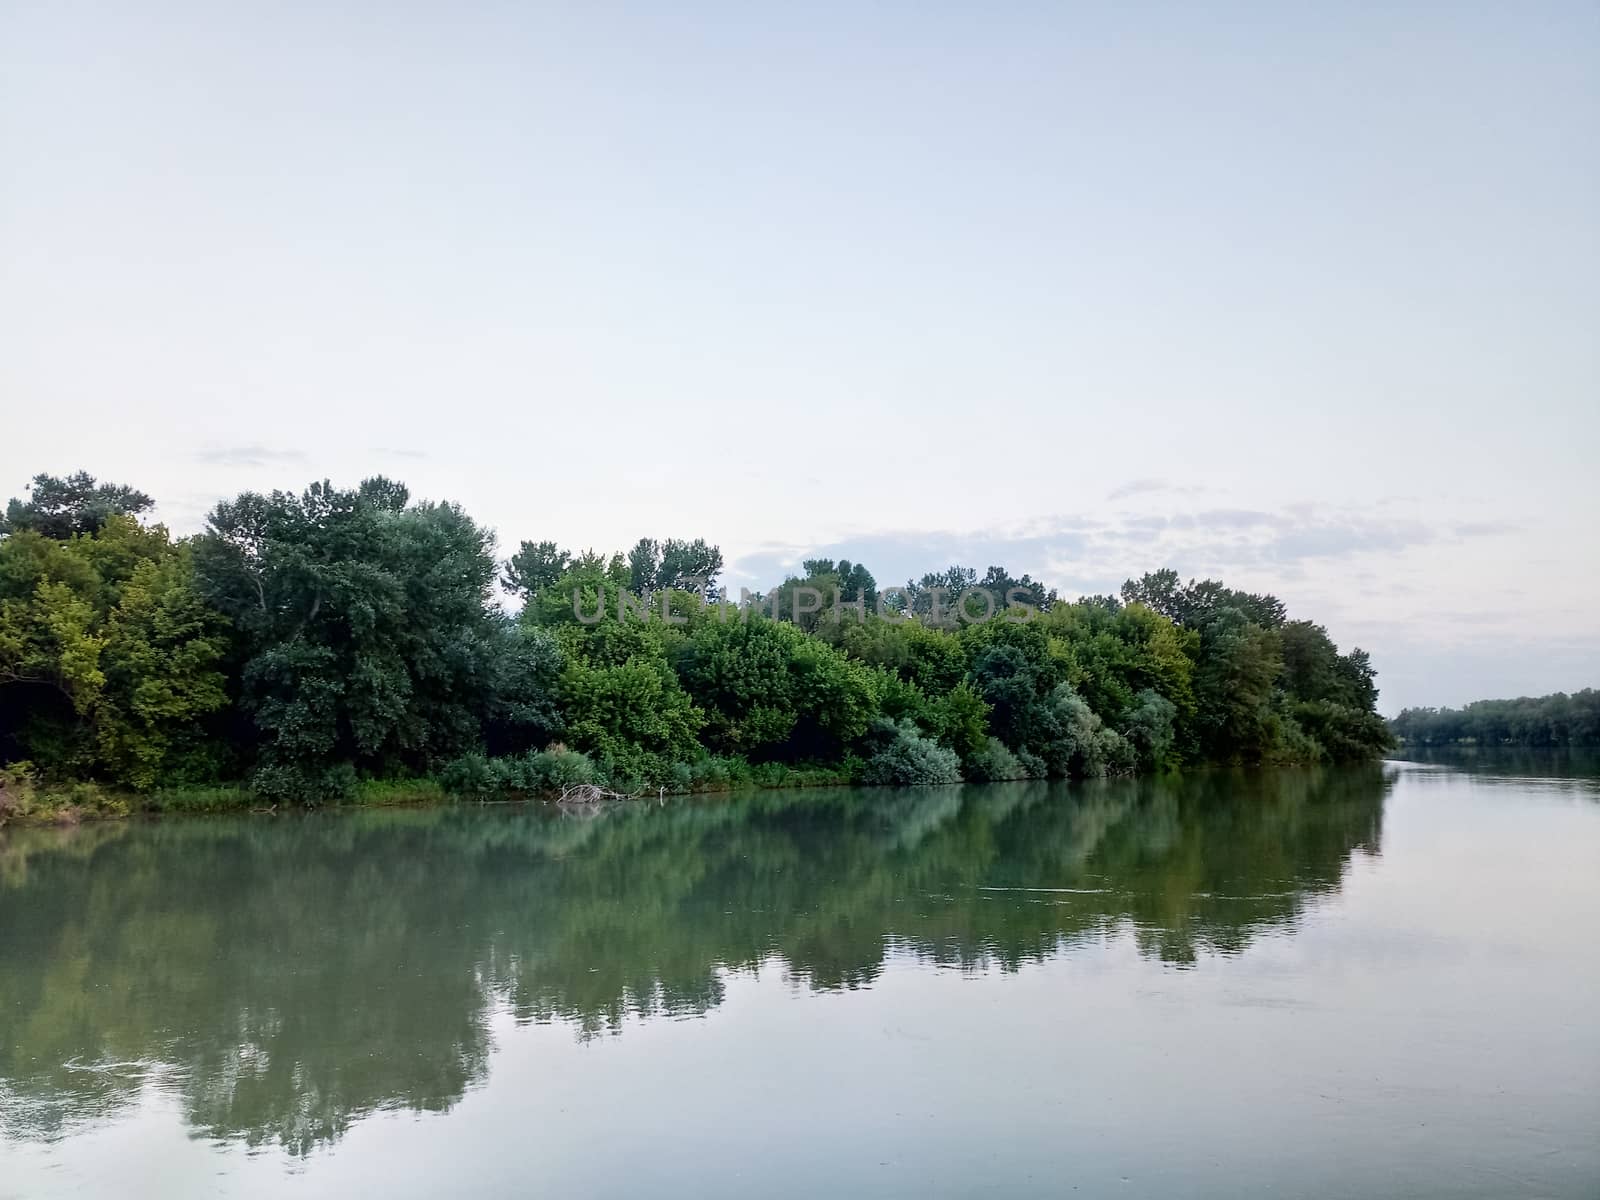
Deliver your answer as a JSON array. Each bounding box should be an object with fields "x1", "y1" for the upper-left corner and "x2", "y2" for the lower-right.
[
  {"x1": 1390, "y1": 690, "x2": 1600, "y2": 747},
  {"x1": 0, "y1": 471, "x2": 1391, "y2": 816}
]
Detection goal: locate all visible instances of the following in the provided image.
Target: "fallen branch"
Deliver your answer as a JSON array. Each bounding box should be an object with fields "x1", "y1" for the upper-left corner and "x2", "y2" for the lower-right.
[{"x1": 555, "y1": 783, "x2": 639, "y2": 805}]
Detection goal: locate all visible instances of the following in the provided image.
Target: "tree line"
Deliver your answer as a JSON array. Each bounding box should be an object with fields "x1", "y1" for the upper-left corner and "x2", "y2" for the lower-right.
[
  {"x1": 1390, "y1": 690, "x2": 1600, "y2": 747},
  {"x1": 0, "y1": 471, "x2": 1392, "y2": 812}
]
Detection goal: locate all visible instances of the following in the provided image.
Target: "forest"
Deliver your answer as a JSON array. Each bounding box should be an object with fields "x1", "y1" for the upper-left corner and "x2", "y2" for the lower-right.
[
  {"x1": 0, "y1": 471, "x2": 1391, "y2": 819},
  {"x1": 1390, "y1": 690, "x2": 1600, "y2": 747}
]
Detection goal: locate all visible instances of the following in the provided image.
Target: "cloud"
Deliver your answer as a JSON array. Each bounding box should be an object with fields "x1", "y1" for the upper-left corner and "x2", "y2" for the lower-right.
[
  {"x1": 1105, "y1": 478, "x2": 1209, "y2": 502},
  {"x1": 1263, "y1": 519, "x2": 1434, "y2": 562},
  {"x1": 1360, "y1": 635, "x2": 1600, "y2": 714},
  {"x1": 727, "y1": 505, "x2": 1523, "y2": 600},
  {"x1": 728, "y1": 529, "x2": 1090, "y2": 591},
  {"x1": 732, "y1": 508, "x2": 1459, "y2": 592},
  {"x1": 1452, "y1": 520, "x2": 1520, "y2": 538},
  {"x1": 194, "y1": 445, "x2": 308, "y2": 468},
  {"x1": 1106, "y1": 478, "x2": 1168, "y2": 502},
  {"x1": 714, "y1": 502, "x2": 1568, "y2": 714}
]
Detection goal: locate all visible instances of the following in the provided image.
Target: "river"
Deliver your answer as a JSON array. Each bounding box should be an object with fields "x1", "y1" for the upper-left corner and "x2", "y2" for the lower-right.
[{"x1": 1, "y1": 756, "x2": 1596, "y2": 1197}]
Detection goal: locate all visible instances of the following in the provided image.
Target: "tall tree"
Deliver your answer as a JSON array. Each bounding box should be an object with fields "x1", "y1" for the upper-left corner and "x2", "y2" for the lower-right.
[
  {"x1": 1, "y1": 471, "x2": 154, "y2": 540},
  {"x1": 193, "y1": 478, "x2": 502, "y2": 801},
  {"x1": 502, "y1": 540, "x2": 570, "y2": 601}
]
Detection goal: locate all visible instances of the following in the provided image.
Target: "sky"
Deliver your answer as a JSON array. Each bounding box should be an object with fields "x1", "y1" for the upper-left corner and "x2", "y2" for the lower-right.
[{"x1": 2, "y1": 0, "x2": 1596, "y2": 714}]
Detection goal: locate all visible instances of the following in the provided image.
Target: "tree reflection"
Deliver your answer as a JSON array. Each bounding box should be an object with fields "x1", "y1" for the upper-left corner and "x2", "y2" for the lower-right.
[{"x1": 0, "y1": 766, "x2": 1387, "y2": 1154}]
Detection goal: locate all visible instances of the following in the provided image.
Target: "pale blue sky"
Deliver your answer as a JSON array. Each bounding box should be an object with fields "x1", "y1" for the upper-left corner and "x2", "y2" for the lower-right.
[{"x1": 2, "y1": 1, "x2": 1596, "y2": 712}]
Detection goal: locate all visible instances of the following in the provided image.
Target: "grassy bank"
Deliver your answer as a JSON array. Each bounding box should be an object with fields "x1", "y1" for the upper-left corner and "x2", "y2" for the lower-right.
[{"x1": 0, "y1": 760, "x2": 856, "y2": 827}]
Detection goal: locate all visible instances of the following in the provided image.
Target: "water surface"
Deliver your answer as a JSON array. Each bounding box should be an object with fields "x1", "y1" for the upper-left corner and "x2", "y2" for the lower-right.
[{"x1": 1, "y1": 759, "x2": 1596, "y2": 1197}]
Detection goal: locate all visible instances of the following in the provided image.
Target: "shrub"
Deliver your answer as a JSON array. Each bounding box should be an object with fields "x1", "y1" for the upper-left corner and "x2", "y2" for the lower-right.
[
  {"x1": 30, "y1": 779, "x2": 129, "y2": 821},
  {"x1": 687, "y1": 756, "x2": 747, "y2": 790},
  {"x1": 859, "y1": 719, "x2": 962, "y2": 786},
  {"x1": 1099, "y1": 728, "x2": 1137, "y2": 776},
  {"x1": 1292, "y1": 700, "x2": 1393, "y2": 762},
  {"x1": 250, "y1": 762, "x2": 358, "y2": 807},
  {"x1": 146, "y1": 784, "x2": 253, "y2": 813},
  {"x1": 439, "y1": 752, "x2": 498, "y2": 798},
  {"x1": 1037, "y1": 685, "x2": 1137, "y2": 778},
  {"x1": 1264, "y1": 710, "x2": 1325, "y2": 766},
  {"x1": 1121, "y1": 689, "x2": 1178, "y2": 771},
  {"x1": 0, "y1": 762, "x2": 38, "y2": 825},
  {"x1": 353, "y1": 778, "x2": 446, "y2": 806},
  {"x1": 1014, "y1": 748, "x2": 1047, "y2": 779},
  {"x1": 519, "y1": 746, "x2": 601, "y2": 791},
  {"x1": 964, "y1": 737, "x2": 1029, "y2": 782}
]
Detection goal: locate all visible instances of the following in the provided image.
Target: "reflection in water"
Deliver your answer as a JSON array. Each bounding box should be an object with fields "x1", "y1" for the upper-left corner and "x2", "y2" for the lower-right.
[
  {"x1": 1390, "y1": 746, "x2": 1600, "y2": 795},
  {"x1": 0, "y1": 766, "x2": 1388, "y2": 1156}
]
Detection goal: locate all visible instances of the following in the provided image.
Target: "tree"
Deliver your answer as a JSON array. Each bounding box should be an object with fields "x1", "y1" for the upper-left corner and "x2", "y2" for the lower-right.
[
  {"x1": 94, "y1": 551, "x2": 230, "y2": 789},
  {"x1": 193, "y1": 478, "x2": 501, "y2": 801},
  {"x1": 1390, "y1": 689, "x2": 1600, "y2": 747},
  {"x1": 502, "y1": 541, "x2": 570, "y2": 601},
  {"x1": 1191, "y1": 608, "x2": 1282, "y2": 762},
  {"x1": 977, "y1": 565, "x2": 1056, "y2": 613},
  {"x1": 658, "y1": 538, "x2": 724, "y2": 595},
  {"x1": 1120, "y1": 570, "x2": 1284, "y2": 630},
  {"x1": 626, "y1": 537, "x2": 723, "y2": 597},
  {"x1": 479, "y1": 622, "x2": 564, "y2": 755},
  {"x1": 1, "y1": 471, "x2": 154, "y2": 539},
  {"x1": 0, "y1": 517, "x2": 229, "y2": 786}
]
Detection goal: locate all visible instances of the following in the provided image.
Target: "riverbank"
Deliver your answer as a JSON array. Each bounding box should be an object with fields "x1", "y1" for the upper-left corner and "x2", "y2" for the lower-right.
[
  {"x1": 0, "y1": 760, "x2": 861, "y2": 827},
  {"x1": 0, "y1": 748, "x2": 1384, "y2": 828}
]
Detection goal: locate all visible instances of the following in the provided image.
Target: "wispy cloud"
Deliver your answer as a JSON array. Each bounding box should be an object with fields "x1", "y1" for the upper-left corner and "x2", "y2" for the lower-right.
[
  {"x1": 194, "y1": 445, "x2": 308, "y2": 468},
  {"x1": 731, "y1": 507, "x2": 1479, "y2": 591},
  {"x1": 1453, "y1": 520, "x2": 1520, "y2": 538},
  {"x1": 725, "y1": 508, "x2": 1552, "y2": 713},
  {"x1": 1105, "y1": 478, "x2": 1209, "y2": 502}
]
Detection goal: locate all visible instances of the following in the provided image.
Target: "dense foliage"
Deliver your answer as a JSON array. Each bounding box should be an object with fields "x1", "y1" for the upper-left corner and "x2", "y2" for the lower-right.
[
  {"x1": 1390, "y1": 690, "x2": 1600, "y2": 747},
  {"x1": 0, "y1": 472, "x2": 1393, "y2": 810}
]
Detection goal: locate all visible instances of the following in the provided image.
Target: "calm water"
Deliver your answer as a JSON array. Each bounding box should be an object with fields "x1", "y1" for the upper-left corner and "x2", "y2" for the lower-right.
[{"x1": 1, "y1": 759, "x2": 1596, "y2": 1198}]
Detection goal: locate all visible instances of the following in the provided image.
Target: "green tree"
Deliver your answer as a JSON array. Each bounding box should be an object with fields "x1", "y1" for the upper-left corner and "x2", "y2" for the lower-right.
[
  {"x1": 193, "y1": 478, "x2": 502, "y2": 801},
  {"x1": 502, "y1": 540, "x2": 570, "y2": 601},
  {"x1": 95, "y1": 551, "x2": 230, "y2": 789},
  {"x1": 1, "y1": 471, "x2": 154, "y2": 540}
]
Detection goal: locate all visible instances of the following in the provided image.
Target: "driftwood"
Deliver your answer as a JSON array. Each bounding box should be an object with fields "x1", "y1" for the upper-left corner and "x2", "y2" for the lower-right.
[
  {"x1": 553, "y1": 783, "x2": 670, "y2": 808},
  {"x1": 555, "y1": 783, "x2": 637, "y2": 805}
]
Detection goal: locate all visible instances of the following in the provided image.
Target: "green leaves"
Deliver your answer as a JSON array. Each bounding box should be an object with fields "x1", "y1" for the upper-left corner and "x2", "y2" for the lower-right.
[
  {"x1": 95, "y1": 552, "x2": 229, "y2": 790},
  {"x1": 0, "y1": 471, "x2": 153, "y2": 540},
  {"x1": 193, "y1": 480, "x2": 504, "y2": 798},
  {"x1": 0, "y1": 467, "x2": 1394, "y2": 800},
  {"x1": 0, "y1": 519, "x2": 227, "y2": 788}
]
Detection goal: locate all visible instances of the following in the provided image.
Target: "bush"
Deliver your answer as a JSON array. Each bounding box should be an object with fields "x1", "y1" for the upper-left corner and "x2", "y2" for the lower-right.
[
  {"x1": 859, "y1": 719, "x2": 962, "y2": 786},
  {"x1": 1293, "y1": 700, "x2": 1393, "y2": 762},
  {"x1": 147, "y1": 784, "x2": 252, "y2": 813},
  {"x1": 1264, "y1": 711, "x2": 1326, "y2": 766},
  {"x1": 1014, "y1": 748, "x2": 1047, "y2": 779},
  {"x1": 964, "y1": 737, "x2": 1029, "y2": 782},
  {"x1": 519, "y1": 746, "x2": 601, "y2": 791},
  {"x1": 1121, "y1": 689, "x2": 1178, "y2": 771},
  {"x1": 1037, "y1": 685, "x2": 1136, "y2": 778},
  {"x1": 441, "y1": 746, "x2": 601, "y2": 797},
  {"x1": 24, "y1": 776, "x2": 129, "y2": 822},
  {"x1": 439, "y1": 752, "x2": 498, "y2": 798},
  {"x1": 353, "y1": 778, "x2": 446, "y2": 806},
  {"x1": 0, "y1": 761, "x2": 38, "y2": 825},
  {"x1": 251, "y1": 762, "x2": 358, "y2": 807},
  {"x1": 688, "y1": 756, "x2": 747, "y2": 790},
  {"x1": 1099, "y1": 728, "x2": 1137, "y2": 776}
]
